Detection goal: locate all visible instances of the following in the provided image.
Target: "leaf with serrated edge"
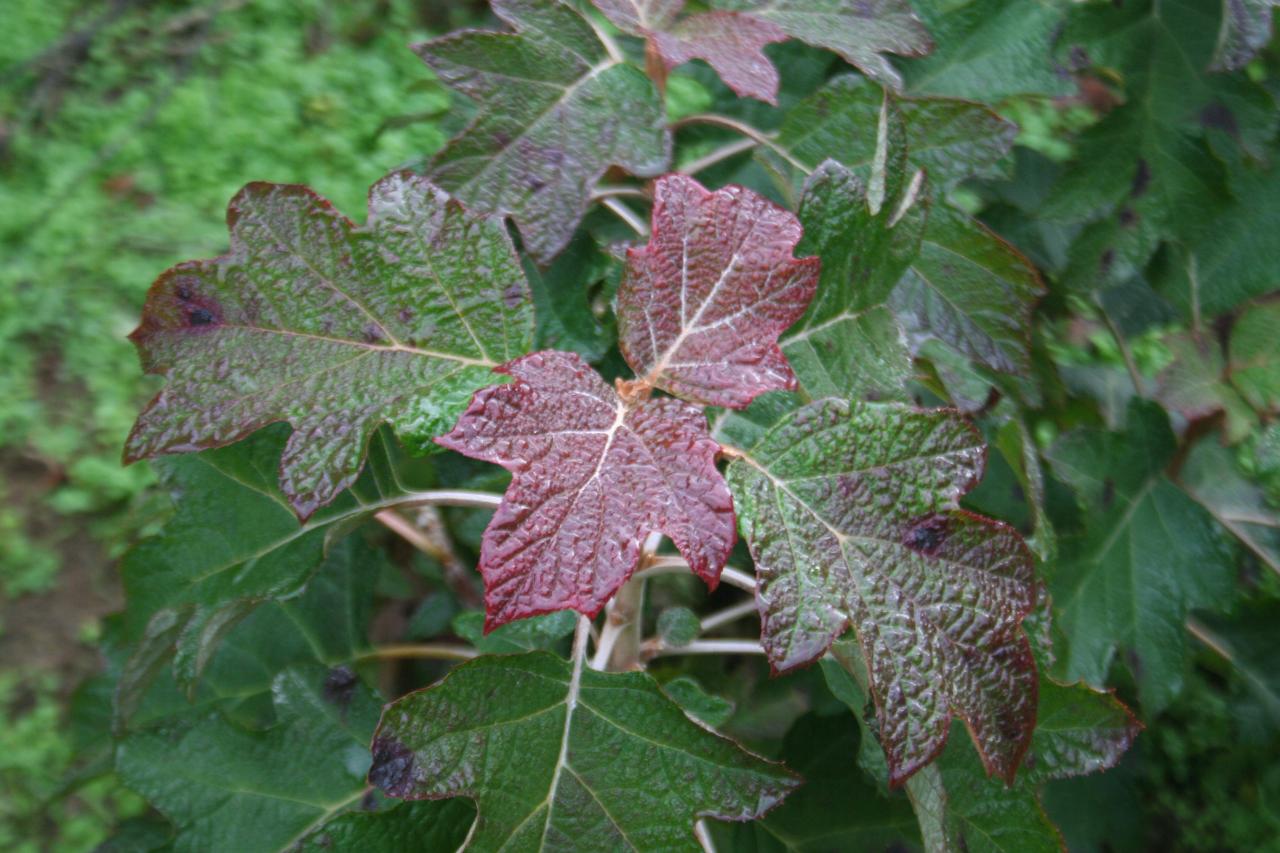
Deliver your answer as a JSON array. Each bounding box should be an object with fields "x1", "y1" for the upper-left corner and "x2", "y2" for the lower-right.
[
  {"x1": 728, "y1": 398, "x2": 1038, "y2": 786},
  {"x1": 1045, "y1": 399, "x2": 1235, "y2": 712},
  {"x1": 368, "y1": 651, "x2": 797, "y2": 850},
  {"x1": 773, "y1": 74, "x2": 1016, "y2": 188},
  {"x1": 125, "y1": 172, "x2": 532, "y2": 519},
  {"x1": 892, "y1": 203, "x2": 1044, "y2": 376},
  {"x1": 414, "y1": 0, "x2": 669, "y2": 263},
  {"x1": 437, "y1": 350, "x2": 734, "y2": 629},
  {"x1": 716, "y1": 0, "x2": 933, "y2": 91},
  {"x1": 617, "y1": 174, "x2": 819, "y2": 409}
]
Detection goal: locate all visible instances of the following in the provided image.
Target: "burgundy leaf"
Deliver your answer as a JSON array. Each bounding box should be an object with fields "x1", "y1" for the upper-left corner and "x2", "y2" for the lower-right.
[
  {"x1": 652, "y1": 12, "x2": 788, "y2": 104},
  {"x1": 437, "y1": 350, "x2": 735, "y2": 629},
  {"x1": 617, "y1": 174, "x2": 819, "y2": 409}
]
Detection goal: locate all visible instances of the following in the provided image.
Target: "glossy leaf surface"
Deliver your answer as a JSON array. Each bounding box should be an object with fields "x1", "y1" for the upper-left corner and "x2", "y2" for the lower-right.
[
  {"x1": 125, "y1": 173, "x2": 532, "y2": 518},
  {"x1": 414, "y1": 0, "x2": 669, "y2": 262},
  {"x1": 728, "y1": 398, "x2": 1038, "y2": 785},
  {"x1": 369, "y1": 651, "x2": 797, "y2": 850},
  {"x1": 617, "y1": 174, "x2": 819, "y2": 408},
  {"x1": 1046, "y1": 400, "x2": 1235, "y2": 711},
  {"x1": 437, "y1": 350, "x2": 734, "y2": 628}
]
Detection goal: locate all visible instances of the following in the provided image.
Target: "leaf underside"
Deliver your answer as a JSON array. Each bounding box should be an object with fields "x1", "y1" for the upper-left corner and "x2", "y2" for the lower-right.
[
  {"x1": 728, "y1": 398, "x2": 1039, "y2": 786},
  {"x1": 369, "y1": 651, "x2": 797, "y2": 851},
  {"x1": 125, "y1": 172, "x2": 533, "y2": 519},
  {"x1": 437, "y1": 350, "x2": 735, "y2": 629}
]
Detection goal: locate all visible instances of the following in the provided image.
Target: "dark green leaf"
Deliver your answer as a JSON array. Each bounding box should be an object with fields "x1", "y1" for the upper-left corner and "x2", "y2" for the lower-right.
[
  {"x1": 413, "y1": 0, "x2": 670, "y2": 262},
  {"x1": 1045, "y1": 400, "x2": 1235, "y2": 711},
  {"x1": 369, "y1": 651, "x2": 797, "y2": 850}
]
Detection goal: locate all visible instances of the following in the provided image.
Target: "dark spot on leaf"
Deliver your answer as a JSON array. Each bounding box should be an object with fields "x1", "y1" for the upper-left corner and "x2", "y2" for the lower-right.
[
  {"x1": 1010, "y1": 483, "x2": 1025, "y2": 502},
  {"x1": 398, "y1": 307, "x2": 414, "y2": 323},
  {"x1": 1200, "y1": 102, "x2": 1238, "y2": 136},
  {"x1": 362, "y1": 323, "x2": 385, "y2": 344},
  {"x1": 1069, "y1": 45, "x2": 1090, "y2": 71},
  {"x1": 360, "y1": 790, "x2": 379, "y2": 810},
  {"x1": 174, "y1": 279, "x2": 196, "y2": 301},
  {"x1": 368, "y1": 737, "x2": 417, "y2": 797},
  {"x1": 1118, "y1": 207, "x2": 1138, "y2": 227},
  {"x1": 492, "y1": 131, "x2": 510, "y2": 147},
  {"x1": 902, "y1": 514, "x2": 951, "y2": 557},
  {"x1": 1129, "y1": 158, "x2": 1151, "y2": 198},
  {"x1": 503, "y1": 282, "x2": 524, "y2": 308},
  {"x1": 322, "y1": 665, "x2": 357, "y2": 713},
  {"x1": 1099, "y1": 248, "x2": 1115, "y2": 274},
  {"x1": 1124, "y1": 648, "x2": 1144, "y2": 681},
  {"x1": 1102, "y1": 478, "x2": 1115, "y2": 508},
  {"x1": 188, "y1": 308, "x2": 216, "y2": 326}
]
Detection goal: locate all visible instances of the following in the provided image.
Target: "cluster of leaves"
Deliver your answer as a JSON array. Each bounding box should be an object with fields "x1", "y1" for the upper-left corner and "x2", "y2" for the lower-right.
[{"x1": 94, "y1": 0, "x2": 1280, "y2": 850}]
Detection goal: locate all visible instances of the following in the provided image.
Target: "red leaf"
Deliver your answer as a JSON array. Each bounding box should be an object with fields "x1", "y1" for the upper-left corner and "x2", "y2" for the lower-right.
[
  {"x1": 617, "y1": 175, "x2": 819, "y2": 409},
  {"x1": 437, "y1": 350, "x2": 735, "y2": 629},
  {"x1": 652, "y1": 12, "x2": 788, "y2": 104}
]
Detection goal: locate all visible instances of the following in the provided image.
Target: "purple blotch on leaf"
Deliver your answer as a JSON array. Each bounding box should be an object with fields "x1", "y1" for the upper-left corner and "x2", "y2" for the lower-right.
[
  {"x1": 902, "y1": 514, "x2": 952, "y2": 556},
  {"x1": 368, "y1": 736, "x2": 418, "y2": 798}
]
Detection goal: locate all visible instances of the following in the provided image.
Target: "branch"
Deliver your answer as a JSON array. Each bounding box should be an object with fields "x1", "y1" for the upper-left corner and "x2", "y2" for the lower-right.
[
  {"x1": 700, "y1": 599, "x2": 758, "y2": 633},
  {"x1": 397, "y1": 489, "x2": 503, "y2": 510},
  {"x1": 356, "y1": 644, "x2": 478, "y2": 662},
  {"x1": 680, "y1": 137, "x2": 758, "y2": 175},
  {"x1": 637, "y1": 557, "x2": 758, "y2": 593},
  {"x1": 375, "y1": 508, "x2": 483, "y2": 607},
  {"x1": 1093, "y1": 295, "x2": 1145, "y2": 397},
  {"x1": 671, "y1": 113, "x2": 811, "y2": 174},
  {"x1": 591, "y1": 184, "x2": 649, "y2": 201},
  {"x1": 599, "y1": 196, "x2": 650, "y2": 237},
  {"x1": 646, "y1": 639, "x2": 766, "y2": 659}
]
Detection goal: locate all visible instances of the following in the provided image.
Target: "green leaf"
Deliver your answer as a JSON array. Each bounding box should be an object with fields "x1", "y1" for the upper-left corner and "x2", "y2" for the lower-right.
[
  {"x1": 1178, "y1": 437, "x2": 1280, "y2": 578},
  {"x1": 728, "y1": 398, "x2": 1039, "y2": 785},
  {"x1": 117, "y1": 666, "x2": 384, "y2": 853},
  {"x1": 1044, "y1": 0, "x2": 1276, "y2": 293},
  {"x1": 892, "y1": 203, "x2": 1044, "y2": 376},
  {"x1": 1209, "y1": 0, "x2": 1278, "y2": 71},
  {"x1": 710, "y1": 713, "x2": 921, "y2": 851},
  {"x1": 1190, "y1": 603, "x2": 1280, "y2": 731},
  {"x1": 297, "y1": 801, "x2": 476, "y2": 852},
  {"x1": 125, "y1": 172, "x2": 532, "y2": 518},
  {"x1": 524, "y1": 232, "x2": 617, "y2": 362},
  {"x1": 451, "y1": 609, "x2": 578, "y2": 654},
  {"x1": 114, "y1": 430, "x2": 412, "y2": 723},
  {"x1": 1229, "y1": 301, "x2": 1280, "y2": 414},
  {"x1": 1154, "y1": 331, "x2": 1256, "y2": 443},
  {"x1": 368, "y1": 651, "x2": 797, "y2": 850},
  {"x1": 902, "y1": 0, "x2": 1072, "y2": 100},
  {"x1": 774, "y1": 74, "x2": 1016, "y2": 188},
  {"x1": 1045, "y1": 399, "x2": 1236, "y2": 711},
  {"x1": 413, "y1": 0, "x2": 669, "y2": 262},
  {"x1": 661, "y1": 676, "x2": 736, "y2": 728},
  {"x1": 784, "y1": 135, "x2": 928, "y2": 399},
  {"x1": 715, "y1": 0, "x2": 933, "y2": 92},
  {"x1": 822, "y1": 643, "x2": 1062, "y2": 853}
]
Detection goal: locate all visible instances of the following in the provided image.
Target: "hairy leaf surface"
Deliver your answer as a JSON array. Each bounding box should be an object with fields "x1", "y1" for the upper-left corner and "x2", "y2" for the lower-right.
[
  {"x1": 728, "y1": 399, "x2": 1038, "y2": 785},
  {"x1": 414, "y1": 0, "x2": 669, "y2": 262},
  {"x1": 617, "y1": 174, "x2": 819, "y2": 408},
  {"x1": 1210, "y1": 0, "x2": 1278, "y2": 71},
  {"x1": 437, "y1": 350, "x2": 735, "y2": 628},
  {"x1": 368, "y1": 651, "x2": 797, "y2": 850},
  {"x1": 1046, "y1": 400, "x2": 1235, "y2": 711},
  {"x1": 125, "y1": 173, "x2": 532, "y2": 518}
]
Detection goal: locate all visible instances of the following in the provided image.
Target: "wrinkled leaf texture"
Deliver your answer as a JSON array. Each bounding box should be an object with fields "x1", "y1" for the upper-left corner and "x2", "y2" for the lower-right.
[
  {"x1": 414, "y1": 0, "x2": 670, "y2": 262},
  {"x1": 728, "y1": 399, "x2": 1038, "y2": 786},
  {"x1": 125, "y1": 172, "x2": 532, "y2": 519}
]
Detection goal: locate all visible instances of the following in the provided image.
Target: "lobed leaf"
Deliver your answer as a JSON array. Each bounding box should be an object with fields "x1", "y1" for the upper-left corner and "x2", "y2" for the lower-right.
[
  {"x1": 728, "y1": 398, "x2": 1038, "y2": 785},
  {"x1": 368, "y1": 650, "x2": 797, "y2": 850},
  {"x1": 125, "y1": 172, "x2": 532, "y2": 519},
  {"x1": 617, "y1": 173, "x2": 819, "y2": 408},
  {"x1": 717, "y1": 0, "x2": 933, "y2": 92},
  {"x1": 414, "y1": 0, "x2": 670, "y2": 263},
  {"x1": 1045, "y1": 399, "x2": 1236, "y2": 711},
  {"x1": 437, "y1": 350, "x2": 735, "y2": 628}
]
